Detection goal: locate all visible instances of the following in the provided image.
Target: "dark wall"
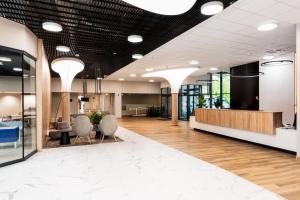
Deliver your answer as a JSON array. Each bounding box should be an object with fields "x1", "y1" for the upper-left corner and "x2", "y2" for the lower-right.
[{"x1": 230, "y1": 62, "x2": 259, "y2": 110}]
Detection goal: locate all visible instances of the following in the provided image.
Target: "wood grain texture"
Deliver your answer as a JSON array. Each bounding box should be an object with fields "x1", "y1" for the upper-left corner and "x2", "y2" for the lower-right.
[
  {"x1": 118, "y1": 117, "x2": 300, "y2": 200},
  {"x1": 195, "y1": 109, "x2": 282, "y2": 135}
]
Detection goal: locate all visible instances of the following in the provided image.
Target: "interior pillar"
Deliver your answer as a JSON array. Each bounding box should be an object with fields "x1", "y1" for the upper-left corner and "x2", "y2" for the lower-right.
[
  {"x1": 61, "y1": 92, "x2": 70, "y2": 123},
  {"x1": 296, "y1": 24, "x2": 300, "y2": 158},
  {"x1": 171, "y1": 93, "x2": 178, "y2": 125}
]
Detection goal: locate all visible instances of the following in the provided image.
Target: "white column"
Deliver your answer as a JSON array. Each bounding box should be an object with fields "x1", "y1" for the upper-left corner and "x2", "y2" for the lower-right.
[
  {"x1": 100, "y1": 94, "x2": 105, "y2": 112},
  {"x1": 114, "y1": 93, "x2": 122, "y2": 118},
  {"x1": 296, "y1": 24, "x2": 300, "y2": 158}
]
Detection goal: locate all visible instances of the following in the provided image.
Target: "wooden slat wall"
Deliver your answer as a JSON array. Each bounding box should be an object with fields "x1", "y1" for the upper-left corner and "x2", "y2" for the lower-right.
[{"x1": 195, "y1": 109, "x2": 282, "y2": 135}]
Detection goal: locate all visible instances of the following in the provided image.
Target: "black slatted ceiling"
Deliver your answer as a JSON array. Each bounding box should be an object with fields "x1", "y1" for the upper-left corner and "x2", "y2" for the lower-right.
[{"x1": 0, "y1": 0, "x2": 236, "y2": 78}]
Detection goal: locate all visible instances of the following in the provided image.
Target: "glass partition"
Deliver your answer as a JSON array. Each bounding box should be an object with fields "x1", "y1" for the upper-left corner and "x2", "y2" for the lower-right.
[{"x1": 0, "y1": 46, "x2": 37, "y2": 167}]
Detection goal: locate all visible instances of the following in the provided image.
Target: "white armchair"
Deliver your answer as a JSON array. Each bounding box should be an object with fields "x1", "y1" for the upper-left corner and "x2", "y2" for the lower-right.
[
  {"x1": 72, "y1": 115, "x2": 93, "y2": 144},
  {"x1": 99, "y1": 115, "x2": 118, "y2": 142}
]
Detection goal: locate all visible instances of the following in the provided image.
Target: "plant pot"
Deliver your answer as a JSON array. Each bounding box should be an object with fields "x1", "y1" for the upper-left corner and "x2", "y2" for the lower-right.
[{"x1": 95, "y1": 131, "x2": 101, "y2": 139}]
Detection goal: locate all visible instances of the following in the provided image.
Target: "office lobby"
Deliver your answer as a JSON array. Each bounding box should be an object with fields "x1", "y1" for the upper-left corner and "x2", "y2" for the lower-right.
[{"x1": 0, "y1": 0, "x2": 300, "y2": 199}]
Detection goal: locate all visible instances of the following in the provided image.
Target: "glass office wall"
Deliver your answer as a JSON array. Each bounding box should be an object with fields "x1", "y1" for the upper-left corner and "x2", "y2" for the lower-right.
[{"x1": 0, "y1": 46, "x2": 37, "y2": 167}]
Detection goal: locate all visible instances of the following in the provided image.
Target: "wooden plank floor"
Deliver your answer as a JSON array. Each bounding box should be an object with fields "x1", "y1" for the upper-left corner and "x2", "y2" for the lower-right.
[{"x1": 118, "y1": 117, "x2": 300, "y2": 200}]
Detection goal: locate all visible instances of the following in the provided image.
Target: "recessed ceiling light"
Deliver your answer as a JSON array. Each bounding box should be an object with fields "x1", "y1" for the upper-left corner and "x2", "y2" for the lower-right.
[
  {"x1": 132, "y1": 54, "x2": 143, "y2": 59},
  {"x1": 42, "y1": 22, "x2": 62, "y2": 32},
  {"x1": 145, "y1": 68, "x2": 153, "y2": 72},
  {"x1": 190, "y1": 60, "x2": 199, "y2": 65},
  {"x1": 263, "y1": 55, "x2": 275, "y2": 60},
  {"x1": 130, "y1": 74, "x2": 136, "y2": 77},
  {"x1": 149, "y1": 79, "x2": 154, "y2": 82},
  {"x1": 96, "y1": 77, "x2": 102, "y2": 80},
  {"x1": 0, "y1": 57, "x2": 12, "y2": 62},
  {"x1": 13, "y1": 67, "x2": 22, "y2": 72},
  {"x1": 210, "y1": 67, "x2": 218, "y2": 71},
  {"x1": 128, "y1": 35, "x2": 143, "y2": 43},
  {"x1": 113, "y1": 52, "x2": 117, "y2": 55},
  {"x1": 56, "y1": 45, "x2": 70, "y2": 52},
  {"x1": 201, "y1": 1, "x2": 224, "y2": 15},
  {"x1": 257, "y1": 22, "x2": 278, "y2": 31},
  {"x1": 75, "y1": 54, "x2": 80, "y2": 57},
  {"x1": 118, "y1": 78, "x2": 125, "y2": 81}
]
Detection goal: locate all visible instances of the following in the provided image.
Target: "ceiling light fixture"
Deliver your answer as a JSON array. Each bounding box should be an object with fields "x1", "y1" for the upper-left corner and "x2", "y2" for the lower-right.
[
  {"x1": 210, "y1": 67, "x2": 218, "y2": 71},
  {"x1": 263, "y1": 55, "x2": 275, "y2": 60},
  {"x1": 149, "y1": 79, "x2": 154, "y2": 82},
  {"x1": 56, "y1": 45, "x2": 70, "y2": 52},
  {"x1": 130, "y1": 74, "x2": 136, "y2": 77},
  {"x1": 145, "y1": 68, "x2": 153, "y2": 72},
  {"x1": 261, "y1": 60, "x2": 293, "y2": 66},
  {"x1": 13, "y1": 67, "x2": 22, "y2": 72},
  {"x1": 189, "y1": 60, "x2": 199, "y2": 65},
  {"x1": 122, "y1": 0, "x2": 196, "y2": 15},
  {"x1": 128, "y1": 35, "x2": 143, "y2": 43},
  {"x1": 0, "y1": 57, "x2": 12, "y2": 62},
  {"x1": 132, "y1": 54, "x2": 143, "y2": 59},
  {"x1": 201, "y1": 1, "x2": 224, "y2": 15},
  {"x1": 118, "y1": 78, "x2": 125, "y2": 81},
  {"x1": 42, "y1": 22, "x2": 63, "y2": 32},
  {"x1": 51, "y1": 57, "x2": 84, "y2": 92},
  {"x1": 257, "y1": 22, "x2": 278, "y2": 31}
]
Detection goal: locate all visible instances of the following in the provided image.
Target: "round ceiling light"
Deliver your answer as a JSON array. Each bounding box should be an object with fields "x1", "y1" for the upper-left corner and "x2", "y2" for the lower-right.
[
  {"x1": 189, "y1": 60, "x2": 199, "y2": 65},
  {"x1": 257, "y1": 22, "x2": 278, "y2": 31},
  {"x1": 0, "y1": 57, "x2": 12, "y2": 62},
  {"x1": 201, "y1": 1, "x2": 224, "y2": 15},
  {"x1": 118, "y1": 78, "x2": 125, "y2": 81},
  {"x1": 132, "y1": 54, "x2": 143, "y2": 59},
  {"x1": 122, "y1": 0, "x2": 196, "y2": 15},
  {"x1": 210, "y1": 67, "x2": 218, "y2": 71},
  {"x1": 42, "y1": 22, "x2": 63, "y2": 32},
  {"x1": 13, "y1": 67, "x2": 22, "y2": 72},
  {"x1": 149, "y1": 80, "x2": 154, "y2": 82},
  {"x1": 263, "y1": 55, "x2": 275, "y2": 60},
  {"x1": 145, "y1": 68, "x2": 153, "y2": 72},
  {"x1": 130, "y1": 74, "x2": 136, "y2": 77},
  {"x1": 56, "y1": 45, "x2": 70, "y2": 52},
  {"x1": 128, "y1": 35, "x2": 143, "y2": 43}
]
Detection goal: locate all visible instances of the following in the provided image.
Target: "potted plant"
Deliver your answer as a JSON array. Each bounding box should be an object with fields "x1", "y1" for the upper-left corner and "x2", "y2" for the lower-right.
[
  {"x1": 214, "y1": 97, "x2": 222, "y2": 109},
  {"x1": 197, "y1": 95, "x2": 206, "y2": 108},
  {"x1": 89, "y1": 112, "x2": 103, "y2": 139}
]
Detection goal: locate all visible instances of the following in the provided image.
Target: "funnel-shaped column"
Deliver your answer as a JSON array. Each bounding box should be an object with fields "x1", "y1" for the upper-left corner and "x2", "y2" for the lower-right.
[
  {"x1": 51, "y1": 57, "x2": 84, "y2": 123},
  {"x1": 143, "y1": 68, "x2": 198, "y2": 125}
]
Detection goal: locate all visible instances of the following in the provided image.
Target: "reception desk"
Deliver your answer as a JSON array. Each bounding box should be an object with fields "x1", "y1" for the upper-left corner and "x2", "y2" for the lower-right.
[
  {"x1": 191, "y1": 109, "x2": 297, "y2": 152},
  {"x1": 195, "y1": 109, "x2": 282, "y2": 135}
]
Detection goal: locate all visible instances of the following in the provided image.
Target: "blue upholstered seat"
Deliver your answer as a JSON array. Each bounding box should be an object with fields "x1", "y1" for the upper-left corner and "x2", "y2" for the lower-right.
[{"x1": 0, "y1": 127, "x2": 19, "y2": 143}]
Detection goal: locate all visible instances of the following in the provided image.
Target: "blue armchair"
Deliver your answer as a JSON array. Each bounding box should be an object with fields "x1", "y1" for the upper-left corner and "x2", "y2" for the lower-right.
[{"x1": 0, "y1": 127, "x2": 20, "y2": 148}]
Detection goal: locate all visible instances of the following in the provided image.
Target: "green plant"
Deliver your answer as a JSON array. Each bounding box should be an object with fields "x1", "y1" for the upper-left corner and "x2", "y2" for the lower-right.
[
  {"x1": 197, "y1": 95, "x2": 206, "y2": 108},
  {"x1": 214, "y1": 97, "x2": 222, "y2": 109},
  {"x1": 89, "y1": 112, "x2": 103, "y2": 125}
]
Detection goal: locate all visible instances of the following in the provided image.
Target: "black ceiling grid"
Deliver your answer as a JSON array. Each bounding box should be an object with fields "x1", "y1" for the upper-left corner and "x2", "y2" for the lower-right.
[{"x1": 0, "y1": 0, "x2": 237, "y2": 78}]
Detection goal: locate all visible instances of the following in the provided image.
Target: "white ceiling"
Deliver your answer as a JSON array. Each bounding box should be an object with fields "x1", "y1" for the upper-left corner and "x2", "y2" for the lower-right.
[{"x1": 107, "y1": 0, "x2": 300, "y2": 82}]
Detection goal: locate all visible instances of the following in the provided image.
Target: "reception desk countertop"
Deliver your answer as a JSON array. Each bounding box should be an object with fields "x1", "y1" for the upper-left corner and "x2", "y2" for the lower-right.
[{"x1": 195, "y1": 109, "x2": 282, "y2": 135}]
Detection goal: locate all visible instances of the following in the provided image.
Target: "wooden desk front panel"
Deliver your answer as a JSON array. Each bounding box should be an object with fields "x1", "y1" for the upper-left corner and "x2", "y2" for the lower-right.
[{"x1": 195, "y1": 109, "x2": 282, "y2": 135}]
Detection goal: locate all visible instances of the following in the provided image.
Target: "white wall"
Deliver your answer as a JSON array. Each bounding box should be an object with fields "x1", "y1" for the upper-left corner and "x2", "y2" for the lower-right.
[
  {"x1": 0, "y1": 94, "x2": 22, "y2": 116},
  {"x1": 51, "y1": 78, "x2": 161, "y2": 94},
  {"x1": 0, "y1": 17, "x2": 37, "y2": 58},
  {"x1": 259, "y1": 54, "x2": 295, "y2": 125}
]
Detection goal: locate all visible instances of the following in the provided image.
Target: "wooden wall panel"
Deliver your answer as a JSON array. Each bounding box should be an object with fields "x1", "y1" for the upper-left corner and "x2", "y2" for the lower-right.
[{"x1": 195, "y1": 109, "x2": 282, "y2": 135}]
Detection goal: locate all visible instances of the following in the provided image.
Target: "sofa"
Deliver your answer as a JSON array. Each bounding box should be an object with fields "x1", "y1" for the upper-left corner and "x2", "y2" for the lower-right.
[{"x1": 0, "y1": 127, "x2": 20, "y2": 148}]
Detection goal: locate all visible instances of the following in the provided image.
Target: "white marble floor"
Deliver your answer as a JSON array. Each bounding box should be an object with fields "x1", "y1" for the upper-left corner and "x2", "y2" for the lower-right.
[{"x1": 0, "y1": 127, "x2": 285, "y2": 200}]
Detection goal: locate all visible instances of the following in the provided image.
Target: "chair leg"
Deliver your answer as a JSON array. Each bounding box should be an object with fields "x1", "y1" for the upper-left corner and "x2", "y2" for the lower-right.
[
  {"x1": 101, "y1": 134, "x2": 105, "y2": 142},
  {"x1": 113, "y1": 135, "x2": 117, "y2": 142},
  {"x1": 74, "y1": 136, "x2": 79, "y2": 144},
  {"x1": 87, "y1": 136, "x2": 92, "y2": 144}
]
